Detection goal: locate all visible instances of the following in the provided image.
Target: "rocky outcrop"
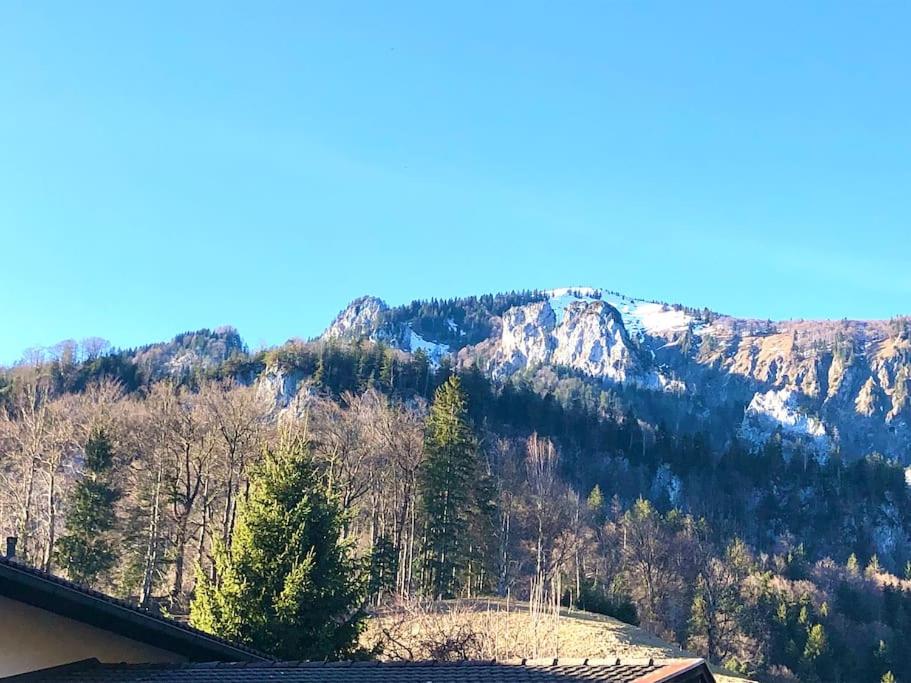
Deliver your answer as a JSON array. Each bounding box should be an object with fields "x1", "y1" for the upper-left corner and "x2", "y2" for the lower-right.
[
  {"x1": 740, "y1": 387, "x2": 829, "y2": 451},
  {"x1": 484, "y1": 299, "x2": 641, "y2": 384},
  {"x1": 323, "y1": 296, "x2": 389, "y2": 341},
  {"x1": 255, "y1": 366, "x2": 316, "y2": 418},
  {"x1": 130, "y1": 326, "x2": 245, "y2": 380},
  {"x1": 325, "y1": 287, "x2": 911, "y2": 460}
]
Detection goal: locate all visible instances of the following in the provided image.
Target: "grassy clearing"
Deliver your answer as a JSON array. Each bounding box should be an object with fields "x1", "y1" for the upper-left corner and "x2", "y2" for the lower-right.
[{"x1": 361, "y1": 598, "x2": 753, "y2": 683}]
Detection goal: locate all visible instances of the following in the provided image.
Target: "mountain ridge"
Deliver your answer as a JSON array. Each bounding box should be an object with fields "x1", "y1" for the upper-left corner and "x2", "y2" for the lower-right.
[
  {"x1": 7, "y1": 286, "x2": 909, "y2": 462},
  {"x1": 323, "y1": 286, "x2": 911, "y2": 461}
]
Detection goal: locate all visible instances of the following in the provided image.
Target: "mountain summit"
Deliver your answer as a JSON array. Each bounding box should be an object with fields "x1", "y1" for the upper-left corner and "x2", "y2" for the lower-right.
[{"x1": 324, "y1": 287, "x2": 911, "y2": 461}]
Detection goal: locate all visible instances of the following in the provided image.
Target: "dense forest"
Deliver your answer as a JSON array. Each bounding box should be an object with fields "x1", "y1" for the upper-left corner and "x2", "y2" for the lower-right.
[{"x1": 1, "y1": 333, "x2": 911, "y2": 682}]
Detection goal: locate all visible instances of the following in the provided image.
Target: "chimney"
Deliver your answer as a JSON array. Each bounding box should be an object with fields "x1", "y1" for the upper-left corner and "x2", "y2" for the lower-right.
[{"x1": 6, "y1": 536, "x2": 17, "y2": 559}]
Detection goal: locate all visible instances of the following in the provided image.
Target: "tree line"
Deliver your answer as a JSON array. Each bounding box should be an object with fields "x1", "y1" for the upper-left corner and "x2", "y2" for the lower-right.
[{"x1": 2, "y1": 338, "x2": 911, "y2": 681}]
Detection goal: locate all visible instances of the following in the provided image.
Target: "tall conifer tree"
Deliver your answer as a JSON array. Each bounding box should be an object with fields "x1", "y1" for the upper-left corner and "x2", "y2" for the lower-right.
[
  {"x1": 419, "y1": 375, "x2": 482, "y2": 598},
  {"x1": 56, "y1": 427, "x2": 119, "y2": 586},
  {"x1": 190, "y1": 435, "x2": 364, "y2": 659}
]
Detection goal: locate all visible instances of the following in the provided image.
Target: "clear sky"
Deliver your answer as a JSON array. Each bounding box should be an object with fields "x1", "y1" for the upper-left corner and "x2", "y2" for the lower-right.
[{"x1": 1, "y1": 2, "x2": 909, "y2": 363}]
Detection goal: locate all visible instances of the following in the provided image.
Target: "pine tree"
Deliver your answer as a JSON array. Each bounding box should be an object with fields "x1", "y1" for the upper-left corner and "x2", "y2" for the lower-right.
[
  {"x1": 419, "y1": 375, "x2": 482, "y2": 598},
  {"x1": 587, "y1": 485, "x2": 605, "y2": 526},
  {"x1": 412, "y1": 349, "x2": 431, "y2": 397},
  {"x1": 190, "y1": 435, "x2": 365, "y2": 659},
  {"x1": 802, "y1": 623, "x2": 828, "y2": 677},
  {"x1": 846, "y1": 553, "x2": 860, "y2": 576},
  {"x1": 866, "y1": 554, "x2": 882, "y2": 578},
  {"x1": 367, "y1": 535, "x2": 397, "y2": 604},
  {"x1": 586, "y1": 484, "x2": 604, "y2": 512},
  {"x1": 55, "y1": 427, "x2": 119, "y2": 586},
  {"x1": 379, "y1": 348, "x2": 396, "y2": 391}
]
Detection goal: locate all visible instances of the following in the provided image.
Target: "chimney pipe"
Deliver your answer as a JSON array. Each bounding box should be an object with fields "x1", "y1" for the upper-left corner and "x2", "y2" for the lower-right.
[{"x1": 6, "y1": 536, "x2": 17, "y2": 559}]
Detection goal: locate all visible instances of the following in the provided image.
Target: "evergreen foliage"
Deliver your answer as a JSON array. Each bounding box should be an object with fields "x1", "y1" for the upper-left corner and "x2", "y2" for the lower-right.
[
  {"x1": 55, "y1": 427, "x2": 120, "y2": 586},
  {"x1": 419, "y1": 375, "x2": 483, "y2": 598},
  {"x1": 190, "y1": 435, "x2": 365, "y2": 659},
  {"x1": 7, "y1": 315, "x2": 911, "y2": 682},
  {"x1": 385, "y1": 290, "x2": 546, "y2": 348}
]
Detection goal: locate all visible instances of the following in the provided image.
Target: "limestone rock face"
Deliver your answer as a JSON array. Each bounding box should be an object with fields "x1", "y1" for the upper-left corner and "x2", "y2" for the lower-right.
[
  {"x1": 322, "y1": 287, "x2": 911, "y2": 461},
  {"x1": 740, "y1": 387, "x2": 828, "y2": 451},
  {"x1": 486, "y1": 299, "x2": 641, "y2": 384},
  {"x1": 552, "y1": 301, "x2": 639, "y2": 381},
  {"x1": 323, "y1": 296, "x2": 389, "y2": 340},
  {"x1": 492, "y1": 301, "x2": 557, "y2": 377}
]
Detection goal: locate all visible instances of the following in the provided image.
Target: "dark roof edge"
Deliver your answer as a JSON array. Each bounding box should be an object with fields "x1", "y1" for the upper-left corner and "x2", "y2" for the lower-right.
[
  {"x1": 0, "y1": 658, "x2": 101, "y2": 681},
  {"x1": 0, "y1": 558, "x2": 267, "y2": 662},
  {"x1": 635, "y1": 659, "x2": 715, "y2": 683}
]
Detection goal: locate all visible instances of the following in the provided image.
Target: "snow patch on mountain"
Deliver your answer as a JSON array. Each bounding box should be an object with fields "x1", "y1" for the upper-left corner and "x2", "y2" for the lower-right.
[
  {"x1": 324, "y1": 286, "x2": 911, "y2": 462},
  {"x1": 407, "y1": 328, "x2": 450, "y2": 367},
  {"x1": 546, "y1": 288, "x2": 601, "y2": 325},
  {"x1": 487, "y1": 290, "x2": 694, "y2": 394},
  {"x1": 647, "y1": 371, "x2": 687, "y2": 394},
  {"x1": 740, "y1": 388, "x2": 829, "y2": 450},
  {"x1": 601, "y1": 293, "x2": 699, "y2": 338},
  {"x1": 635, "y1": 303, "x2": 697, "y2": 335},
  {"x1": 546, "y1": 286, "x2": 601, "y2": 299},
  {"x1": 545, "y1": 287, "x2": 701, "y2": 340}
]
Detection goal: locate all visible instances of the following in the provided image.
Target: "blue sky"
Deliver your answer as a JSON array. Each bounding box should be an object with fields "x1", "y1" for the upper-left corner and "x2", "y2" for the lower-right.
[{"x1": 1, "y1": 2, "x2": 909, "y2": 363}]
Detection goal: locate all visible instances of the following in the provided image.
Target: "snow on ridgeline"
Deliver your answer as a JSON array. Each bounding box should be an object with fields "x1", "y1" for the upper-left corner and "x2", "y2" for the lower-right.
[
  {"x1": 545, "y1": 287, "x2": 601, "y2": 324},
  {"x1": 544, "y1": 287, "x2": 701, "y2": 338}
]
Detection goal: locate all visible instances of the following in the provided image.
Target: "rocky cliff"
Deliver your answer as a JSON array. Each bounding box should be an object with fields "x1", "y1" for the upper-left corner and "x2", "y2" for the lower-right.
[{"x1": 324, "y1": 287, "x2": 911, "y2": 460}]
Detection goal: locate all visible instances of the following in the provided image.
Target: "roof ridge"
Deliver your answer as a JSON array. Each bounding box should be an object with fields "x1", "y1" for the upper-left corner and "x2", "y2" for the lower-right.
[
  {"x1": 16, "y1": 658, "x2": 715, "y2": 682},
  {"x1": 0, "y1": 555, "x2": 268, "y2": 661},
  {"x1": 85, "y1": 657, "x2": 701, "y2": 669}
]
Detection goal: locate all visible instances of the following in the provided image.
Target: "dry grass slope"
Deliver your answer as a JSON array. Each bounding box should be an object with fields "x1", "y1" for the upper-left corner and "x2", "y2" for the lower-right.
[{"x1": 361, "y1": 599, "x2": 753, "y2": 683}]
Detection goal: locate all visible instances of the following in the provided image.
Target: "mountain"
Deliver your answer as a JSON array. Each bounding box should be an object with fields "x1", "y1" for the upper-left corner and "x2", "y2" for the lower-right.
[
  {"x1": 324, "y1": 287, "x2": 911, "y2": 462},
  {"x1": 6, "y1": 287, "x2": 911, "y2": 683},
  {"x1": 129, "y1": 326, "x2": 246, "y2": 380}
]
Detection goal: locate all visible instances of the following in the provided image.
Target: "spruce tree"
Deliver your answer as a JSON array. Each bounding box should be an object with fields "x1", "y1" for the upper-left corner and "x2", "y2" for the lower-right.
[
  {"x1": 190, "y1": 435, "x2": 365, "y2": 659},
  {"x1": 587, "y1": 485, "x2": 605, "y2": 526},
  {"x1": 379, "y1": 348, "x2": 396, "y2": 391},
  {"x1": 419, "y1": 375, "x2": 481, "y2": 598},
  {"x1": 586, "y1": 484, "x2": 604, "y2": 511},
  {"x1": 56, "y1": 427, "x2": 119, "y2": 586},
  {"x1": 846, "y1": 553, "x2": 860, "y2": 576},
  {"x1": 866, "y1": 554, "x2": 882, "y2": 578},
  {"x1": 803, "y1": 623, "x2": 827, "y2": 660}
]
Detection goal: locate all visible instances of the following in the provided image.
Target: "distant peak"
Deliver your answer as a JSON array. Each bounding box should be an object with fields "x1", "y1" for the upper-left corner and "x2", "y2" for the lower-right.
[{"x1": 344, "y1": 295, "x2": 389, "y2": 311}]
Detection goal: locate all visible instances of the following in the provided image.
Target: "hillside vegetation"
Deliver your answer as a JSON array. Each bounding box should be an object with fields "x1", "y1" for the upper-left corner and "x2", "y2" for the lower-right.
[
  {"x1": 362, "y1": 599, "x2": 752, "y2": 683},
  {"x1": 2, "y1": 290, "x2": 911, "y2": 682}
]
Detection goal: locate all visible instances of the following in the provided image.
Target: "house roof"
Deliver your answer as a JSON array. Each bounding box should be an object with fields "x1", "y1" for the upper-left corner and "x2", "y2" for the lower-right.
[
  {"x1": 3, "y1": 658, "x2": 716, "y2": 683},
  {"x1": 0, "y1": 555, "x2": 267, "y2": 663}
]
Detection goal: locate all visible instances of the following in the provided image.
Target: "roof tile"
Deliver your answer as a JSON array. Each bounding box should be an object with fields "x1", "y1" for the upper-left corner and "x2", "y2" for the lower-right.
[{"x1": 4, "y1": 659, "x2": 714, "y2": 683}]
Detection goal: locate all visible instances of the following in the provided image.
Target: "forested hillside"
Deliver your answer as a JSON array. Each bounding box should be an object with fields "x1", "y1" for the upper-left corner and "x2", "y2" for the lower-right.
[
  {"x1": 325, "y1": 288, "x2": 911, "y2": 461},
  {"x1": 2, "y1": 291, "x2": 911, "y2": 682}
]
